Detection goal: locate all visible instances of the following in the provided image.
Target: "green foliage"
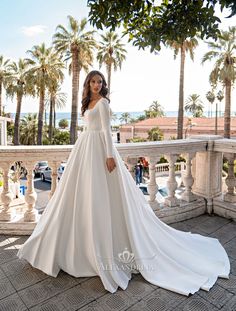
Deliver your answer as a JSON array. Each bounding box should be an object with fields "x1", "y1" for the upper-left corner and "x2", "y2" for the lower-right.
[
  {"x1": 7, "y1": 122, "x2": 14, "y2": 138},
  {"x1": 147, "y1": 127, "x2": 164, "y2": 141},
  {"x1": 119, "y1": 112, "x2": 131, "y2": 124},
  {"x1": 88, "y1": 0, "x2": 235, "y2": 52},
  {"x1": 130, "y1": 137, "x2": 147, "y2": 143},
  {"x1": 52, "y1": 129, "x2": 70, "y2": 145},
  {"x1": 111, "y1": 125, "x2": 120, "y2": 131},
  {"x1": 58, "y1": 118, "x2": 69, "y2": 129},
  {"x1": 185, "y1": 94, "x2": 204, "y2": 117},
  {"x1": 19, "y1": 113, "x2": 38, "y2": 145}
]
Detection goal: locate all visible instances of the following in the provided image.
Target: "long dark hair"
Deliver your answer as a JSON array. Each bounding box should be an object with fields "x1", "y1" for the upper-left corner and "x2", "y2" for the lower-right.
[{"x1": 81, "y1": 70, "x2": 110, "y2": 116}]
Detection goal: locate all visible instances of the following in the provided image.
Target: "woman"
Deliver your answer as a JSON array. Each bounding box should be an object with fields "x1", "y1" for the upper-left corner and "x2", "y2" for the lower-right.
[{"x1": 17, "y1": 70, "x2": 230, "y2": 295}]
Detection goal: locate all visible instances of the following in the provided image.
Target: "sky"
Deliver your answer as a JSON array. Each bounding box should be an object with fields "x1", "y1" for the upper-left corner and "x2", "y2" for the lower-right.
[{"x1": 0, "y1": 0, "x2": 235, "y2": 113}]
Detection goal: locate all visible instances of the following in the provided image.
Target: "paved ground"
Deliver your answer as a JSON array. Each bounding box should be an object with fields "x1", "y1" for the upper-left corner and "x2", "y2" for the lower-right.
[{"x1": 0, "y1": 214, "x2": 236, "y2": 311}]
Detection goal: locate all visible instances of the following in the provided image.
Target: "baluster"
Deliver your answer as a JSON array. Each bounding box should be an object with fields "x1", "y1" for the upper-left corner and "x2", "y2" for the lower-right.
[
  {"x1": 0, "y1": 162, "x2": 14, "y2": 221},
  {"x1": 223, "y1": 153, "x2": 236, "y2": 203},
  {"x1": 24, "y1": 161, "x2": 38, "y2": 221},
  {"x1": 147, "y1": 156, "x2": 160, "y2": 210},
  {"x1": 165, "y1": 154, "x2": 179, "y2": 207},
  {"x1": 181, "y1": 152, "x2": 196, "y2": 202},
  {"x1": 48, "y1": 161, "x2": 61, "y2": 198}
]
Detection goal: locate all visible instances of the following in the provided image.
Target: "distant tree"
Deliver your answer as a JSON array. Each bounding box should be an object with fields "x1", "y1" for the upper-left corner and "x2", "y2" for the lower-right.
[
  {"x1": 147, "y1": 100, "x2": 165, "y2": 117},
  {"x1": 20, "y1": 113, "x2": 38, "y2": 145},
  {"x1": 216, "y1": 90, "x2": 224, "y2": 117},
  {"x1": 185, "y1": 94, "x2": 204, "y2": 117},
  {"x1": 0, "y1": 55, "x2": 10, "y2": 116},
  {"x1": 148, "y1": 127, "x2": 164, "y2": 141},
  {"x1": 111, "y1": 111, "x2": 117, "y2": 122},
  {"x1": 206, "y1": 90, "x2": 215, "y2": 118},
  {"x1": 97, "y1": 31, "x2": 126, "y2": 95},
  {"x1": 53, "y1": 16, "x2": 96, "y2": 144},
  {"x1": 168, "y1": 38, "x2": 198, "y2": 138},
  {"x1": 202, "y1": 26, "x2": 236, "y2": 138},
  {"x1": 5, "y1": 58, "x2": 33, "y2": 145},
  {"x1": 52, "y1": 129, "x2": 70, "y2": 145},
  {"x1": 27, "y1": 43, "x2": 65, "y2": 145},
  {"x1": 119, "y1": 112, "x2": 131, "y2": 124},
  {"x1": 58, "y1": 118, "x2": 69, "y2": 129}
]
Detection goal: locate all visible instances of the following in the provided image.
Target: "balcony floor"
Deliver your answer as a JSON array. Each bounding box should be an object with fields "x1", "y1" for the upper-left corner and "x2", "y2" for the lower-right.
[{"x1": 0, "y1": 214, "x2": 236, "y2": 311}]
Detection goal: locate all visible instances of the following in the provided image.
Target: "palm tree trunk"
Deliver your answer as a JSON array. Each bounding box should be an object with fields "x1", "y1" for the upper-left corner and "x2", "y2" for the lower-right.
[
  {"x1": 54, "y1": 106, "x2": 56, "y2": 129},
  {"x1": 0, "y1": 80, "x2": 2, "y2": 116},
  {"x1": 224, "y1": 81, "x2": 231, "y2": 138},
  {"x1": 13, "y1": 92, "x2": 22, "y2": 145},
  {"x1": 107, "y1": 64, "x2": 112, "y2": 97},
  {"x1": 44, "y1": 108, "x2": 47, "y2": 126},
  {"x1": 49, "y1": 95, "x2": 53, "y2": 143},
  {"x1": 215, "y1": 102, "x2": 218, "y2": 135},
  {"x1": 177, "y1": 44, "x2": 185, "y2": 139},
  {"x1": 37, "y1": 87, "x2": 45, "y2": 145},
  {"x1": 70, "y1": 47, "x2": 79, "y2": 144}
]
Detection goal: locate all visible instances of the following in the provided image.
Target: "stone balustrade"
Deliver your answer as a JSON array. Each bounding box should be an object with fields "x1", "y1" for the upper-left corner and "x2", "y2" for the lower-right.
[{"x1": 0, "y1": 135, "x2": 235, "y2": 235}]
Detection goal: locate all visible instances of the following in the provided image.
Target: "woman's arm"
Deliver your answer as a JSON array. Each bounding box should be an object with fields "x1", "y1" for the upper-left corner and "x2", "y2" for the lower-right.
[
  {"x1": 99, "y1": 98, "x2": 114, "y2": 158},
  {"x1": 99, "y1": 98, "x2": 116, "y2": 172}
]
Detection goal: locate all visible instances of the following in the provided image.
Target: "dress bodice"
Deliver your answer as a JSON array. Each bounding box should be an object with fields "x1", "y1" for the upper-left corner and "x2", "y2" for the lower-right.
[{"x1": 82, "y1": 97, "x2": 114, "y2": 157}]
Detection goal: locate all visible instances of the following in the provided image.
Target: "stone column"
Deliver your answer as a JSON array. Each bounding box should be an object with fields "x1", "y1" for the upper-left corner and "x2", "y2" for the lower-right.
[
  {"x1": 223, "y1": 153, "x2": 236, "y2": 203},
  {"x1": 165, "y1": 154, "x2": 179, "y2": 207},
  {"x1": 191, "y1": 135, "x2": 223, "y2": 214},
  {"x1": 0, "y1": 162, "x2": 14, "y2": 221},
  {"x1": 147, "y1": 156, "x2": 160, "y2": 210},
  {"x1": 48, "y1": 161, "x2": 61, "y2": 198},
  {"x1": 24, "y1": 161, "x2": 37, "y2": 222},
  {"x1": 181, "y1": 152, "x2": 197, "y2": 202}
]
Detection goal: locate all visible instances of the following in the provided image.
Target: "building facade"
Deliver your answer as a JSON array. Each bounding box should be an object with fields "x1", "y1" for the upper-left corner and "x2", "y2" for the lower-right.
[{"x1": 120, "y1": 117, "x2": 236, "y2": 142}]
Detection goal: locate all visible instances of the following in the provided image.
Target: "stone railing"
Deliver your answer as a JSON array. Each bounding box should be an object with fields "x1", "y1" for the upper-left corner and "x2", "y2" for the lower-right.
[
  {"x1": 0, "y1": 135, "x2": 235, "y2": 234},
  {"x1": 155, "y1": 161, "x2": 185, "y2": 176}
]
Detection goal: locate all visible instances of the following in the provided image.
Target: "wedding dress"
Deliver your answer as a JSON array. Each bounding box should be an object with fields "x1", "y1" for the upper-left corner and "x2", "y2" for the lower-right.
[{"x1": 17, "y1": 97, "x2": 230, "y2": 295}]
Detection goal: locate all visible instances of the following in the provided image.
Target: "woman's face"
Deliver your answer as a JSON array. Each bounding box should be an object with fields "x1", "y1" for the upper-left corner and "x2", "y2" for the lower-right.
[{"x1": 89, "y1": 74, "x2": 103, "y2": 95}]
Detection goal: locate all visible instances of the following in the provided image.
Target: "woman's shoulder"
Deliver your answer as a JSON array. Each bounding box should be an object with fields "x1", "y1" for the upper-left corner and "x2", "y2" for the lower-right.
[
  {"x1": 100, "y1": 97, "x2": 109, "y2": 104},
  {"x1": 98, "y1": 97, "x2": 110, "y2": 109}
]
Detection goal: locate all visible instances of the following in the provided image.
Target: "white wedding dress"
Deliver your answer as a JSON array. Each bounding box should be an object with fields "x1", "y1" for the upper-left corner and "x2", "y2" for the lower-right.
[{"x1": 17, "y1": 97, "x2": 230, "y2": 295}]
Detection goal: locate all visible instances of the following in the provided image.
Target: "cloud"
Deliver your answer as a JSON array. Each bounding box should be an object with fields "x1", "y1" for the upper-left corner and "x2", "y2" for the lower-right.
[{"x1": 21, "y1": 25, "x2": 47, "y2": 37}]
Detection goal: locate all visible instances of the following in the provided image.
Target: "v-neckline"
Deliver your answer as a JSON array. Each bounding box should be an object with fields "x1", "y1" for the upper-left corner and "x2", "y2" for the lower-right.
[{"x1": 87, "y1": 97, "x2": 103, "y2": 111}]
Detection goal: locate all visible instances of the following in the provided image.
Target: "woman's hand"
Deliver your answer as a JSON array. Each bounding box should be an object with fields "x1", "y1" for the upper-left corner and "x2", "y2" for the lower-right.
[{"x1": 106, "y1": 157, "x2": 116, "y2": 173}]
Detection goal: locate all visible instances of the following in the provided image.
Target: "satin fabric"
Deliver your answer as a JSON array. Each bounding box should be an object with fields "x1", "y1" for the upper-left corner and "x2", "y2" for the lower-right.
[{"x1": 17, "y1": 97, "x2": 230, "y2": 295}]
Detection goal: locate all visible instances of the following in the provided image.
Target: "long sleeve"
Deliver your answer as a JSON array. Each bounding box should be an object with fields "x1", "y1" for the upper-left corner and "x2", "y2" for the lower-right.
[{"x1": 99, "y1": 98, "x2": 114, "y2": 158}]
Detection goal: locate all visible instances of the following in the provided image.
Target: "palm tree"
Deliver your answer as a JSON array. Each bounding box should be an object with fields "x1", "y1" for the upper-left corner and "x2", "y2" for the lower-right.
[
  {"x1": 185, "y1": 94, "x2": 204, "y2": 117},
  {"x1": 111, "y1": 111, "x2": 117, "y2": 122},
  {"x1": 202, "y1": 26, "x2": 236, "y2": 138},
  {"x1": 148, "y1": 127, "x2": 164, "y2": 141},
  {"x1": 27, "y1": 43, "x2": 65, "y2": 145},
  {"x1": 20, "y1": 113, "x2": 38, "y2": 145},
  {"x1": 206, "y1": 90, "x2": 215, "y2": 117},
  {"x1": 146, "y1": 100, "x2": 165, "y2": 117},
  {"x1": 45, "y1": 84, "x2": 67, "y2": 143},
  {"x1": 168, "y1": 38, "x2": 198, "y2": 139},
  {"x1": 0, "y1": 55, "x2": 10, "y2": 116},
  {"x1": 119, "y1": 112, "x2": 131, "y2": 124},
  {"x1": 53, "y1": 16, "x2": 96, "y2": 144},
  {"x1": 5, "y1": 59, "x2": 33, "y2": 145},
  {"x1": 97, "y1": 31, "x2": 127, "y2": 94},
  {"x1": 216, "y1": 90, "x2": 224, "y2": 117}
]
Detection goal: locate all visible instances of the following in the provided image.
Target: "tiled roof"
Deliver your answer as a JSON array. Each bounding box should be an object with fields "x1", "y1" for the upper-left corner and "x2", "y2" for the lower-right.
[{"x1": 121, "y1": 117, "x2": 236, "y2": 130}]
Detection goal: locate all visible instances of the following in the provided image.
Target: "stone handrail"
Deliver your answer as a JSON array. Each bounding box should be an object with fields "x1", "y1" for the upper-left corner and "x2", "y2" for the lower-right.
[{"x1": 0, "y1": 135, "x2": 235, "y2": 234}]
